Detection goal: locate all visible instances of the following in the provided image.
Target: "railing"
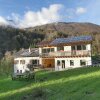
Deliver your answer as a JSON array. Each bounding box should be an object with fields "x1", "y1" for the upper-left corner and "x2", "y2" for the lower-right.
[{"x1": 40, "y1": 50, "x2": 91, "y2": 57}]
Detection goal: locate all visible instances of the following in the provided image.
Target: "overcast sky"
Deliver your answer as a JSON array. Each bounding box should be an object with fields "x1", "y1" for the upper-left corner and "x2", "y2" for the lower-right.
[{"x1": 0, "y1": 0, "x2": 100, "y2": 28}]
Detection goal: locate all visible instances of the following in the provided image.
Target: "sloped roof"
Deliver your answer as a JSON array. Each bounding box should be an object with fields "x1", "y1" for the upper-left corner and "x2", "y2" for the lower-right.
[
  {"x1": 50, "y1": 36, "x2": 92, "y2": 45},
  {"x1": 14, "y1": 48, "x2": 39, "y2": 58},
  {"x1": 37, "y1": 40, "x2": 52, "y2": 46},
  {"x1": 38, "y1": 35, "x2": 92, "y2": 46}
]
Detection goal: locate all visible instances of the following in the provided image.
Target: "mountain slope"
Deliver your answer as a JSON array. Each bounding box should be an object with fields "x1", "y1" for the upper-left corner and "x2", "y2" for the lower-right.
[
  {"x1": 0, "y1": 22, "x2": 100, "y2": 57},
  {"x1": 27, "y1": 22, "x2": 100, "y2": 34}
]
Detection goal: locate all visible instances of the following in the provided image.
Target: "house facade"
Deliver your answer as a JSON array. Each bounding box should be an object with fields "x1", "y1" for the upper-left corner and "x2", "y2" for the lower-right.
[
  {"x1": 38, "y1": 36, "x2": 92, "y2": 71},
  {"x1": 14, "y1": 48, "x2": 40, "y2": 73},
  {"x1": 14, "y1": 35, "x2": 92, "y2": 73}
]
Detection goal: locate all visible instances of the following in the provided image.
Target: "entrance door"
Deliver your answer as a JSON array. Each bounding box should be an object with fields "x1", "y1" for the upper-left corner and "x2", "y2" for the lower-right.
[{"x1": 62, "y1": 60, "x2": 65, "y2": 69}]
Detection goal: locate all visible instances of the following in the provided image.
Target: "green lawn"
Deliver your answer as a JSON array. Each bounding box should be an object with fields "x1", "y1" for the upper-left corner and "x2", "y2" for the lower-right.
[{"x1": 0, "y1": 67, "x2": 100, "y2": 100}]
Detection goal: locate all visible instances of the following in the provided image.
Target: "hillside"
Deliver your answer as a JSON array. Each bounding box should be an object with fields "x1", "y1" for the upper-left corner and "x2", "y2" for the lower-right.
[
  {"x1": 0, "y1": 22, "x2": 100, "y2": 57},
  {"x1": 0, "y1": 67, "x2": 100, "y2": 100},
  {"x1": 27, "y1": 22, "x2": 100, "y2": 55},
  {"x1": 27, "y1": 22, "x2": 100, "y2": 34}
]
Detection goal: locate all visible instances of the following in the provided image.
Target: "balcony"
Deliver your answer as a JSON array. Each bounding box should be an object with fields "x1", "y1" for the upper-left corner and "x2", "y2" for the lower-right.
[{"x1": 40, "y1": 50, "x2": 91, "y2": 57}]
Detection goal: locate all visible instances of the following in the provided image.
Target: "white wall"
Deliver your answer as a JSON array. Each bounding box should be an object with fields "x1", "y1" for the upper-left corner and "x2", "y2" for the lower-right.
[
  {"x1": 39, "y1": 47, "x2": 42, "y2": 54},
  {"x1": 55, "y1": 57, "x2": 92, "y2": 71},
  {"x1": 64, "y1": 46, "x2": 71, "y2": 51},
  {"x1": 86, "y1": 44, "x2": 91, "y2": 50},
  {"x1": 54, "y1": 47, "x2": 57, "y2": 52},
  {"x1": 39, "y1": 58, "x2": 42, "y2": 65},
  {"x1": 14, "y1": 57, "x2": 40, "y2": 73}
]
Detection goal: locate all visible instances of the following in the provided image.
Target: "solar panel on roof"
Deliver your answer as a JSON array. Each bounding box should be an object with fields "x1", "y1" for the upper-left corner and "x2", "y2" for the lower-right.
[{"x1": 50, "y1": 36, "x2": 92, "y2": 45}]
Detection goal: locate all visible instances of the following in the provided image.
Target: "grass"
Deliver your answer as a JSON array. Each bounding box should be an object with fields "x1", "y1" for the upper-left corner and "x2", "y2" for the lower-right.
[{"x1": 0, "y1": 67, "x2": 100, "y2": 100}]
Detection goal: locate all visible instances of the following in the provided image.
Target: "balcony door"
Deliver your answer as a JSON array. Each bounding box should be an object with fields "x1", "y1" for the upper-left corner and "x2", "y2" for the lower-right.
[{"x1": 62, "y1": 60, "x2": 65, "y2": 69}]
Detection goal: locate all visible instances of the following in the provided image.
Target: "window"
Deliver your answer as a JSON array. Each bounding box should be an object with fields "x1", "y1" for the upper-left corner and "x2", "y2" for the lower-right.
[
  {"x1": 70, "y1": 60, "x2": 74, "y2": 66},
  {"x1": 20, "y1": 60, "x2": 25, "y2": 64},
  {"x1": 17, "y1": 70, "x2": 19, "y2": 73},
  {"x1": 57, "y1": 60, "x2": 60, "y2": 66},
  {"x1": 71, "y1": 46, "x2": 76, "y2": 50},
  {"x1": 62, "y1": 60, "x2": 65, "y2": 68},
  {"x1": 82, "y1": 45, "x2": 86, "y2": 50},
  {"x1": 42, "y1": 48, "x2": 54, "y2": 53},
  {"x1": 20, "y1": 70, "x2": 22, "y2": 73},
  {"x1": 14, "y1": 60, "x2": 19, "y2": 64},
  {"x1": 37, "y1": 60, "x2": 39, "y2": 65},
  {"x1": 32, "y1": 60, "x2": 37, "y2": 65},
  {"x1": 71, "y1": 45, "x2": 86, "y2": 51},
  {"x1": 77, "y1": 45, "x2": 82, "y2": 50},
  {"x1": 57, "y1": 46, "x2": 64, "y2": 51},
  {"x1": 80, "y1": 60, "x2": 86, "y2": 66},
  {"x1": 47, "y1": 48, "x2": 50, "y2": 53},
  {"x1": 30, "y1": 60, "x2": 39, "y2": 65},
  {"x1": 42, "y1": 49, "x2": 46, "y2": 53},
  {"x1": 51, "y1": 48, "x2": 54, "y2": 52}
]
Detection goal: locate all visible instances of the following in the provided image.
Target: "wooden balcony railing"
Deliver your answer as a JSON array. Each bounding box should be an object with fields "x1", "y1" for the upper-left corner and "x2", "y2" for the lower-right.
[{"x1": 40, "y1": 50, "x2": 91, "y2": 57}]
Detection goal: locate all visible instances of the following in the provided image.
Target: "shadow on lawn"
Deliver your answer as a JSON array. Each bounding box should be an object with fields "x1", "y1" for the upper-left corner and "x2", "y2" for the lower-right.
[
  {"x1": 36, "y1": 67, "x2": 100, "y2": 82},
  {"x1": 0, "y1": 67, "x2": 100, "y2": 100}
]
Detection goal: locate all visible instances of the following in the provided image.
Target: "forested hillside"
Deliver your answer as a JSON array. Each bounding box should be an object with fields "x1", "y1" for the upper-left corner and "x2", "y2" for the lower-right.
[
  {"x1": 0, "y1": 22, "x2": 100, "y2": 57},
  {"x1": 0, "y1": 26, "x2": 45, "y2": 58}
]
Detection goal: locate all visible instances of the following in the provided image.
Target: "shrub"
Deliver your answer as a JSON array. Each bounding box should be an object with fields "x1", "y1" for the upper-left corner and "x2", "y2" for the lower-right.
[{"x1": 0, "y1": 56, "x2": 13, "y2": 75}]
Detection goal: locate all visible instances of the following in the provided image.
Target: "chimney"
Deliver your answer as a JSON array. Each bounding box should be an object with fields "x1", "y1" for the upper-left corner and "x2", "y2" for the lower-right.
[
  {"x1": 29, "y1": 47, "x2": 31, "y2": 53},
  {"x1": 22, "y1": 48, "x2": 24, "y2": 51}
]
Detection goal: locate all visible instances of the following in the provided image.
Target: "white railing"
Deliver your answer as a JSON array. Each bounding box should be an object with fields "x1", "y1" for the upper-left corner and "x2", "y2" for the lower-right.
[{"x1": 40, "y1": 50, "x2": 91, "y2": 57}]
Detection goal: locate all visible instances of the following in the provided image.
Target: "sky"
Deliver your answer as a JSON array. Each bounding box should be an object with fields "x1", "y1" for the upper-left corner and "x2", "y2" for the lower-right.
[{"x1": 0, "y1": 0, "x2": 100, "y2": 28}]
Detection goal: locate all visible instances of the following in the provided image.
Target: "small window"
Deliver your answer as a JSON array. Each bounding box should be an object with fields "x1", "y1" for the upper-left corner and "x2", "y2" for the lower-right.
[
  {"x1": 70, "y1": 60, "x2": 74, "y2": 66},
  {"x1": 57, "y1": 60, "x2": 60, "y2": 66},
  {"x1": 80, "y1": 60, "x2": 86, "y2": 66},
  {"x1": 20, "y1": 60, "x2": 25, "y2": 64},
  {"x1": 14, "y1": 60, "x2": 19, "y2": 64}
]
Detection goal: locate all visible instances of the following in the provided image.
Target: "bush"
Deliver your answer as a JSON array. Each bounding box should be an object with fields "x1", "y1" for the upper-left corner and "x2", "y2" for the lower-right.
[{"x1": 0, "y1": 57, "x2": 13, "y2": 75}]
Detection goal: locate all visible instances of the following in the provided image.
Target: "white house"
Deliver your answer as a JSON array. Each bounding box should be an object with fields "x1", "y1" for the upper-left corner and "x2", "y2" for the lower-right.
[
  {"x1": 14, "y1": 35, "x2": 92, "y2": 73},
  {"x1": 38, "y1": 35, "x2": 92, "y2": 71},
  {"x1": 14, "y1": 48, "x2": 40, "y2": 73}
]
